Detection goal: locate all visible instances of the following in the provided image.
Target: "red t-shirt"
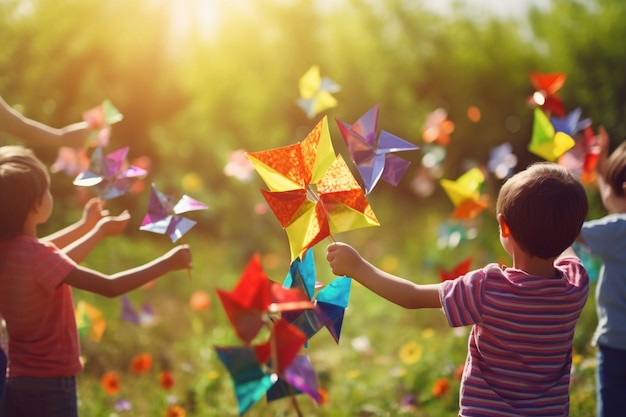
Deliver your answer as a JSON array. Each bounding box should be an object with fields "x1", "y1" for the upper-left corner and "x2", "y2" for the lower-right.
[{"x1": 0, "y1": 236, "x2": 81, "y2": 377}]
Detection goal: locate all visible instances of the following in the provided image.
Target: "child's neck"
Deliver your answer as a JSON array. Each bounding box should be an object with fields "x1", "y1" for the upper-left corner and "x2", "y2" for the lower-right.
[{"x1": 511, "y1": 252, "x2": 558, "y2": 279}]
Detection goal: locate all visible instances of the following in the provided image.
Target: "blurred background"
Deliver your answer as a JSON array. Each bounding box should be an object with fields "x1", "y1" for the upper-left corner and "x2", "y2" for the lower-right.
[{"x1": 0, "y1": 0, "x2": 621, "y2": 414}]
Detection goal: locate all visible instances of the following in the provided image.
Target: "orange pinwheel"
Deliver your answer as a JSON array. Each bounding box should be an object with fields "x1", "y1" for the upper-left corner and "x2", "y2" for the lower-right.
[{"x1": 247, "y1": 116, "x2": 379, "y2": 261}]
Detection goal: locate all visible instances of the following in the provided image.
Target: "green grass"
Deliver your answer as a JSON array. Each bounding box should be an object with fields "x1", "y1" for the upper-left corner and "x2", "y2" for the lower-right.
[{"x1": 71, "y1": 209, "x2": 599, "y2": 417}]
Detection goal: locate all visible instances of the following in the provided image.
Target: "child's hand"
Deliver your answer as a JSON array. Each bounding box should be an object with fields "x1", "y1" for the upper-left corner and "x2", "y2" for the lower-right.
[
  {"x1": 326, "y1": 242, "x2": 363, "y2": 278},
  {"x1": 82, "y1": 198, "x2": 107, "y2": 229},
  {"x1": 163, "y1": 244, "x2": 193, "y2": 272},
  {"x1": 96, "y1": 210, "x2": 130, "y2": 238}
]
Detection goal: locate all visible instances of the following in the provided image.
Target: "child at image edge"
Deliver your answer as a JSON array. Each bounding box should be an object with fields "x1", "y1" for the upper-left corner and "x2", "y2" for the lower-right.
[
  {"x1": 0, "y1": 146, "x2": 192, "y2": 417},
  {"x1": 327, "y1": 162, "x2": 590, "y2": 417},
  {"x1": 577, "y1": 131, "x2": 626, "y2": 417}
]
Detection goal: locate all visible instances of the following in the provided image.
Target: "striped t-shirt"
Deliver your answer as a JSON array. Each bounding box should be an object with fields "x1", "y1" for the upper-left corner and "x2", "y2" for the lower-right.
[
  {"x1": 439, "y1": 257, "x2": 588, "y2": 417},
  {"x1": 0, "y1": 236, "x2": 80, "y2": 377}
]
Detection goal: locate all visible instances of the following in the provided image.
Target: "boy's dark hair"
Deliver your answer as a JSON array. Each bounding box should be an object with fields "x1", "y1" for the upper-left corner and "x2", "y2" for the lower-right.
[
  {"x1": 496, "y1": 162, "x2": 588, "y2": 259},
  {"x1": 603, "y1": 141, "x2": 626, "y2": 196},
  {"x1": 0, "y1": 145, "x2": 50, "y2": 239}
]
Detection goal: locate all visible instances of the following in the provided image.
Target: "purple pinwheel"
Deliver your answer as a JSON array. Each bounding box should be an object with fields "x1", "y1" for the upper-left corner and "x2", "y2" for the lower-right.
[
  {"x1": 73, "y1": 146, "x2": 147, "y2": 200},
  {"x1": 139, "y1": 183, "x2": 208, "y2": 243},
  {"x1": 336, "y1": 104, "x2": 419, "y2": 194}
]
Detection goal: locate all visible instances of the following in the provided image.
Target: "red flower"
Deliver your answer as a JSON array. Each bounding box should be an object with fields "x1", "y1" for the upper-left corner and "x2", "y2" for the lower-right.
[
  {"x1": 164, "y1": 405, "x2": 186, "y2": 417},
  {"x1": 130, "y1": 353, "x2": 152, "y2": 374},
  {"x1": 101, "y1": 371, "x2": 121, "y2": 395},
  {"x1": 432, "y1": 377, "x2": 451, "y2": 398},
  {"x1": 189, "y1": 290, "x2": 211, "y2": 312},
  {"x1": 160, "y1": 370, "x2": 174, "y2": 389}
]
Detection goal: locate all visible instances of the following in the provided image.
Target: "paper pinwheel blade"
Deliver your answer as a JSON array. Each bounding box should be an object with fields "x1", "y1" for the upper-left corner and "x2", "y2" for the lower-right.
[
  {"x1": 439, "y1": 258, "x2": 472, "y2": 282},
  {"x1": 73, "y1": 146, "x2": 147, "y2": 200},
  {"x1": 75, "y1": 300, "x2": 106, "y2": 342},
  {"x1": 297, "y1": 65, "x2": 340, "y2": 119},
  {"x1": 139, "y1": 183, "x2": 207, "y2": 243},
  {"x1": 337, "y1": 104, "x2": 418, "y2": 194},
  {"x1": 487, "y1": 142, "x2": 517, "y2": 180},
  {"x1": 248, "y1": 117, "x2": 379, "y2": 260},
  {"x1": 120, "y1": 295, "x2": 156, "y2": 326},
  {"x1": 217, "y1": 254, "x2": 313, "y2": 344},
  {"x1": 267, "y1": 355, "x2": 321, "y2": 404},
  {"x1": 529, "y1": 108, "x2": 575, "y2": 162},
  {"x1": 529, "y1": 72, "x2": 566, "y2": 117},
  {"x1": 254, "y1": 319, "x2": 308, "y2": 374},
  {"x1": 82, "y1": 100, "x2": 124, "y2": 147},
  {"x1": 215, "y1": 346, "x2": 277, "y2": 416},
  {"x1": 550, "y1": 107, "x2": 591, "y2": 137}
]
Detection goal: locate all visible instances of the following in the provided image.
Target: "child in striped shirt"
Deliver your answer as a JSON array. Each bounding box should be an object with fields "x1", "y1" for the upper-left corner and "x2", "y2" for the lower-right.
[
  {"x1": 0, "y1": 145, "x2": 192, "y2": 417},
  {"x1": 327, "y1": 162, "x2": 589, "y2": 417}
]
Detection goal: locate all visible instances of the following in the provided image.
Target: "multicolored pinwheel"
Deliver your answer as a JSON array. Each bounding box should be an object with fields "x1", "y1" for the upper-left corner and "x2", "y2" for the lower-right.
[
  {"x1": 75, "y1": 300, "x2": 106, "y2": 343},
  {"x1": 82, "y1": 99, "x2": 124, "y2": 148},
  {"x1": 73, "y1": 146, "x2": 147, "y2": 200},
  {"x1": 214, "y1": 254, "x2": 318, "y2": 416},
  {"x1": 139, "y1": 183, "x2": 208, "y2": 243},
  {"x1": 528, "y1": 71, "x2": 567, "y2": 117},
  {"x1": 282, "y1": 249, "x2": 351, "y2": 344},
  {"x1": 528, "y1": 107, "x2": 576, "y2": 162},
  {"x1": 246, "y1": 116, "x2": 379, "y2": 261},
  {"x1": 120, "y1": 295, "x2": 156, "y2": 327},
  {"x1": 336, "y1": 104, "x2": 419, "y2": 194},
  {"x1": 296, "y1": 65, "x2": 340, "y2": 119},
  {"x1": 439, "y1": 167, "x2": 489, "y2": 220}
]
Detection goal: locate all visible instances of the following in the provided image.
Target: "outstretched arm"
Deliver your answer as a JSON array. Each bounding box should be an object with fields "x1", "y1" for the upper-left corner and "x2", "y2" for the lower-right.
[
  {"x1": 326, "y1": 242, "x2": 442, "y2": 309},
  {"x1": 0, "y1": 96, "x2": 90, "y2": 148},
  {"x1": 63, "y1": 245, "x2": 192, "y2": 298}
]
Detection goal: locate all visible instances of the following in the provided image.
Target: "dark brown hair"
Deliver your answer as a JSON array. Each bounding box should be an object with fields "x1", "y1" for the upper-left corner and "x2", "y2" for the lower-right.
[
  {"x1": 496, "y1": 162, "x2": 588, "y2": 259},
  {"x1": 603, "y1": 141, "x2": 626, "y2": 197},
  {"x1": 0, "y1": 146, "x2": 50, "y2": 239}
]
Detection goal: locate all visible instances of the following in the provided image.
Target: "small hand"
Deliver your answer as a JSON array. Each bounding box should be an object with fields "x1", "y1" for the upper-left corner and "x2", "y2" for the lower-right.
[
  {"x1": 165, "y1": 244, "x2": 193, "y2": 271},
  {"x1": 96, "y1": 210, "x2": 130, "y2": 238},
  {"x1": 326, "y1": 242, "x2": 362, "y2": 278},
  {"x1": 82, "y1": 198, "x2": 107, "y2": 229}
]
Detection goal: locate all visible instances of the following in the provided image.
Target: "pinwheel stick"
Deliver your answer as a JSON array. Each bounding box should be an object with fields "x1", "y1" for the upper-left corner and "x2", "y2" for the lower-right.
[{"x1": 265, "y1": 316, "x2": 303, "y2": 417}]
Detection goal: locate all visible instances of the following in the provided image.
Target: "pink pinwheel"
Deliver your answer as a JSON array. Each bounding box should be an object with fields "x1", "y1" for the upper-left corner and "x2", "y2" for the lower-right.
[
  {"x1": 336, "y1": 104, "x2": 419, "y2": 194},
  {"x1": 82, "y1": 100, "x2": 123, "y2": 147},
  {"x1": 139, "y1": 183, "x2": 208, "y2": 243},
  {"x1": 73, "y1": 146, "x2": 147, "y2": 200}
]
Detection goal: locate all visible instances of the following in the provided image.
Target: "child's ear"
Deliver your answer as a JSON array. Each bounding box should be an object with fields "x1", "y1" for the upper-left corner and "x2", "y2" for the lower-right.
[{"x1": 497, "y1": 213, "x2": 510, "y2": 237}]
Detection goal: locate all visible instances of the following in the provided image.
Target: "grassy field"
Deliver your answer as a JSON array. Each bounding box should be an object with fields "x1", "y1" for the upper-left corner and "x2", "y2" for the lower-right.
[{"x1": 70, "y1": 225, "x2": 599, "y2": 417}]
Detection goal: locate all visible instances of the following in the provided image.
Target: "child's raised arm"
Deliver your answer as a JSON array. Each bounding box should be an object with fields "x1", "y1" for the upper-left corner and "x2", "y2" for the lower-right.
[
  {"x1": 0, "y1": 96, "x2": 90, "y2": 148},
  {"x1": 326, "y1": 242, "x2": 442, "y2": 309},
  {"x1": 63, "y1": 245, "x2": 192, "y2": 298}
]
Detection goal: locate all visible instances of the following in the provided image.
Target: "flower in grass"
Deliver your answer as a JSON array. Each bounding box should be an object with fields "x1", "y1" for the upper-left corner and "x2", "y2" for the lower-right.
[
  {"x1": 130, "y1": 352, "x2": 153, "y2": 374},
  {"x1": 164, "y1": 405, "x2": 186, "y2": 417},
  {"x1": 101, "y1": 371, "x2": 121, "y2": 395},
  {"x1": 400, "y1": 394, "x2": 418, "y2": 411},
  {"x1": 115, "y1": 398, "x2": 132, "y2": 412},
  {"x1": 189, "y1": 290, "x2": 211, "y2": 312},
  {"x1": 421, "y1": 328, "x2": 435, "y2": 339},
  {"x1": 160, "y1": 370, "x2": 175, "y2": 389},
  {"x1": 346, "y1": 370, "x2": 360, "y2": 379},
  {"x1": 432, "y1": 377, "x2": 451, "y2": 397},
  {"x1": 399, "y1": 341, "x2": 423, "y2": 365}
]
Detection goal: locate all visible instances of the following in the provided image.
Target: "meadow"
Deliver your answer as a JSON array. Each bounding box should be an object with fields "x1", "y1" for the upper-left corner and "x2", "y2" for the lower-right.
[{"x1": 66, "y1": 195, "x2": 600, "y2": 417}]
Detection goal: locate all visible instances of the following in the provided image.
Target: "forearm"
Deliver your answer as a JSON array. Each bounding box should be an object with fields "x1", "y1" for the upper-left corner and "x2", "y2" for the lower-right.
[
  {"x1": 350, "y1": 260, "x2": 442, "y2": 309},
  {"x1": 42, "y1": 219, "x2": 92, "y2": 250},
  {"x1": 59, "y1": 227, "x2": 103, "y2": 263},
  {"x1": 71, "y1": 257, "x2": 175, "y2": 298}
]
